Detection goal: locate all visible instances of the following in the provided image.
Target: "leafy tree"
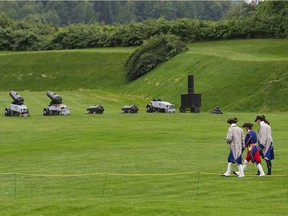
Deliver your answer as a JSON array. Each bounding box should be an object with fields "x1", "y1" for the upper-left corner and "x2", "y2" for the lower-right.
[
  {"x1": 0, "y1": 28, "x2": 13, "y2": 50},
  {"x1": 251, "y1": 1, "x2": 288, "y2": 38},
  {"x1": 43, "y1": 9, "x2": 61, "y2": 25},
  {"x1": 113, "y1": 1, "x2": 136, "y2": 24},
  {"x1": 93, "y1": 1, "x2": 114, "y2": 24},
  {"x1": 0, "y1": 0, "x2": 238, "y2": 25},
  {"x1": 173, "y1": 1, "x2": 198, "y2": 19},
  {"x1": 226, "y1": 1, "x2": 258, "y2": 19},
  {"x1": 0, "y1": 13, "x2": 14, "y2": 28},
  {"x1": 70, "y1": 1, "x2": 96, "y2": 24},
  {"x1": 198, "y1": 1, "x2": 224, "y2": 21},
  {"x1": 256, "y1": 1, "x2": 288, "y2": 15},
  {"x1": 44, "y1": 1, "x2": 70, "y2": 25}
]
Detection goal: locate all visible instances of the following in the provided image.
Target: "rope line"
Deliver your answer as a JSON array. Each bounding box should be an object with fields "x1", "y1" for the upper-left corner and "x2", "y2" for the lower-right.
[
  {"x1": 0, "y1": 171, "x2": 198, "y2": 177},
  {"x1": 0, "y1": 171, "x2": 287, "y2": 177}
]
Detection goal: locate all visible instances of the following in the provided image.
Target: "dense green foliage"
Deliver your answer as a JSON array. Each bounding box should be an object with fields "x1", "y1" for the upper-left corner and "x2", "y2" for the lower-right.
[
  {"x1": 0, "y1": 1, "x2": 287, "y2": 51},
  {"x1": 0, "y1": 0, "x2": 236, "y2": 25},
  {"x1": 125, "y1": 34, "x2": 187, "y2": 81}
]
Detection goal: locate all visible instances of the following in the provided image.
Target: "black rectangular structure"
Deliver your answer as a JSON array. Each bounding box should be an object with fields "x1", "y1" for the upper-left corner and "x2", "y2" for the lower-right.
[
  {"x1": 180, "y1": 75, "x2": 202, "y2": 113},
  {"x1": 188, "y1": 75, "x2": 194, "y2": 94}
]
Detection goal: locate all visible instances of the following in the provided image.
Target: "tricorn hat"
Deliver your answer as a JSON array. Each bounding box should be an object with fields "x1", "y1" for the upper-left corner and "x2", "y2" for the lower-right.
[
  {"x1": 227, "y1": 117, "x2": 238, "y2": 124},
  {"x1": 242, "y1": 122, "x2": 253, "y2": 128},
  {"x1": 254, "y1": 115, "x2": 265, "y2": 122}
]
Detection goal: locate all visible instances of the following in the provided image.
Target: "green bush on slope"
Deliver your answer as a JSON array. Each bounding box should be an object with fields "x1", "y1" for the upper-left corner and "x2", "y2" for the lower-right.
[{"x1": 125, "y1": 34, "x2": 187, "y2": 81}]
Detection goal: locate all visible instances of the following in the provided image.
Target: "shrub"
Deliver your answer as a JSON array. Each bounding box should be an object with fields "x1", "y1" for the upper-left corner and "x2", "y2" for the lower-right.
[{"x1": 125, "y1": 34, "x2": 187, "y2": 81}]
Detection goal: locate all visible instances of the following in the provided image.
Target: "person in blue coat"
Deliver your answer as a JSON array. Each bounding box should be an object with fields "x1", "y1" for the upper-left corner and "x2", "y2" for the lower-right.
[{"x1": 233, "y1": 123, "x2": 265, "y2": 177}]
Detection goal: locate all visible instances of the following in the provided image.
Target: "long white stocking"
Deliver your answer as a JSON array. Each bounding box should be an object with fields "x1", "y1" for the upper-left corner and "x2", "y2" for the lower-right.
[
  {"x1": 242, "y1": 160, "x2": 248, "y2": 172},
  {"x1": 237, "y1": 164, "x2": 244, "y2": 177},
  {"x1": 256, "y1": 163, "x2": 265, "y2": 176},
  {"x1": 224, "y1": 162, "x2": 232, "y2": 175}
]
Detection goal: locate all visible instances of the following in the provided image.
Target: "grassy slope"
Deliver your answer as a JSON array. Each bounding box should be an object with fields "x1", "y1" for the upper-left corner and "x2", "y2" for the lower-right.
[
  {"x1": 123, "y1": 39, "x2": 288, "y2": 112},
  {"x1": 1, "y1": 39, "x2": 288, "y2": 112},
  {"x1": 0, "y1": 47, "x2": 134, "y2": 91}
]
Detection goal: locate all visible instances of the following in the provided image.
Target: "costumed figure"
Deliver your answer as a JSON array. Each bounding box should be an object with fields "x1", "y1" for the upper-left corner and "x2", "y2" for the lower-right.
[
  {"x1": 255, "y1": 115, "x2": 274, "y2": 175},
  {"x1": 222, "y1": 117, "x2": 245, "y2": 177},
  {"x1": 233, "y1": 123, "x2": 265, "y2": 177}
]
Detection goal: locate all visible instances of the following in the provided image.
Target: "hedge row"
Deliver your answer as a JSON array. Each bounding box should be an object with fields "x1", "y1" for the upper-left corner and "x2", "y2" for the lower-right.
[{"x1": 0, "y1": 12, "x2": 287, "y2": 51}]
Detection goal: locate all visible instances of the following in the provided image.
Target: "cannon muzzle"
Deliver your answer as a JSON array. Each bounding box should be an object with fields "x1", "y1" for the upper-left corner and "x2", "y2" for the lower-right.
[
  {"x1": 9, "y1": 90, "x2": 24, "y2": 105},
  {"x1": 47, "y1": 91, "x2": 62, "y2": 104}
]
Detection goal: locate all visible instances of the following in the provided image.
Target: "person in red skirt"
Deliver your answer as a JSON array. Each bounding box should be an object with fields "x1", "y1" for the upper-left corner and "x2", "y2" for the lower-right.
[{"x1": 234, "y1": 123, "x2": 265, "y2": 177}]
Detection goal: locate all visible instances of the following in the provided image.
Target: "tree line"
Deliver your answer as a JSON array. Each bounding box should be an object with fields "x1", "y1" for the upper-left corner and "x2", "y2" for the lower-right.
[
  {"x1": 0, "y1": 1, "x2": 287, "y2": 52},
  {"x1": 0, "y1": 0, "x2": 246, "y2": 25}
]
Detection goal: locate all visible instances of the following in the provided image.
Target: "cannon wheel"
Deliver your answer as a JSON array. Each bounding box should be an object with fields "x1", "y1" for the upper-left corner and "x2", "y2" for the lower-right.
[
  {"x1": 191, "y1": 107, "x2": 200, "y2": 113},
  {"x1": 146, "y1": 105, "x2": 152, "y2": 113},
  {"x1": 180, "y1": 106, "x2": 186, "y2": 113},
  {"x1": 130, "y1": 107, "x2": 138, "y2": 113},
  {"x1": 5, "y1": 108, "x2": 12, "y2": 116},
  {"x1": 43, "y1": 108, "x2": 50, "y2": 116}
]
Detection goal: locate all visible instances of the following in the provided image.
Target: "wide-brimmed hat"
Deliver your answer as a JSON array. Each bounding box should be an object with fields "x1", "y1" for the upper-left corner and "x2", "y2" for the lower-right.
[
  {"x1": 242, "y1": 122, "x2": 253, "y2": 128},
  {"x1": 227, "y1": 117, "x2": 238, "y2": 124}
]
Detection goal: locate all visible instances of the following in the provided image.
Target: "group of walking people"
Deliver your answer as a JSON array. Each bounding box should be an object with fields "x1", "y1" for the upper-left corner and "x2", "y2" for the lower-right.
[{"x1": 222, "y1": 115, "x2": 274, "y2": 178}]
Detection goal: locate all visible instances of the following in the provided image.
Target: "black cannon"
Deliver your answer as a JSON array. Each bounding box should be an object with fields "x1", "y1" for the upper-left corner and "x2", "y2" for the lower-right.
[
  {"x1": 10, "y1": 90, "x2": 24, "y2": 105},
  {"x1": 47, "y1": 91, "x2": 62, "y2": 105},
  {"x1": 43, "y1": 91, "x2": 70, "y2": 115},
  {"x1": 87, "y1": 105, "x2": 105, "y2": 114},
  {"x1": 122, "y1": 105, "x2": 139, "y2": 113},
  {"x1": 4, "y1": 90, "x2": 29, "y2": 117},
  {"x1": 210, "y1": 107, "x2": 223, "y2": 114}
]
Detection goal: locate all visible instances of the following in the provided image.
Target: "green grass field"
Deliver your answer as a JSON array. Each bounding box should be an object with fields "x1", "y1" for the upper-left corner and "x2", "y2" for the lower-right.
[
  {"x1": 0, "y1": 39, "x2": 288, "y2": 215},
  {"x1": 0, "y1": 108, "x2": 287, "y2": 215}
]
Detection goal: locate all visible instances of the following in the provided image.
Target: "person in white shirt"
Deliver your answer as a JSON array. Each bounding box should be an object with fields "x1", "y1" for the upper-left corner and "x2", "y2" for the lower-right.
[
  {"x1": 254, "y1": 115, "x2": 274, "y2": 175},
  {"x1": 222, "y1": 117, "x2": 245, "y2": 177}
]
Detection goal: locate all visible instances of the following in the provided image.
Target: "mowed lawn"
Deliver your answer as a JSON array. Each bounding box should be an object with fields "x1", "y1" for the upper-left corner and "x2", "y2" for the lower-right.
[{"x1": 0, "y1": 92, "x2": 287, "y2": 215}]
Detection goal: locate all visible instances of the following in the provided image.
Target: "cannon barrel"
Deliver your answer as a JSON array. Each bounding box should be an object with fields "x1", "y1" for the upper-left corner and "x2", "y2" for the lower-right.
[
  {"x1": 9, "y1": 90, "x2": 24, "y2": 105},
  {"x1": 47, "y1": 91, "x2": 62, "y2": 104}
]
